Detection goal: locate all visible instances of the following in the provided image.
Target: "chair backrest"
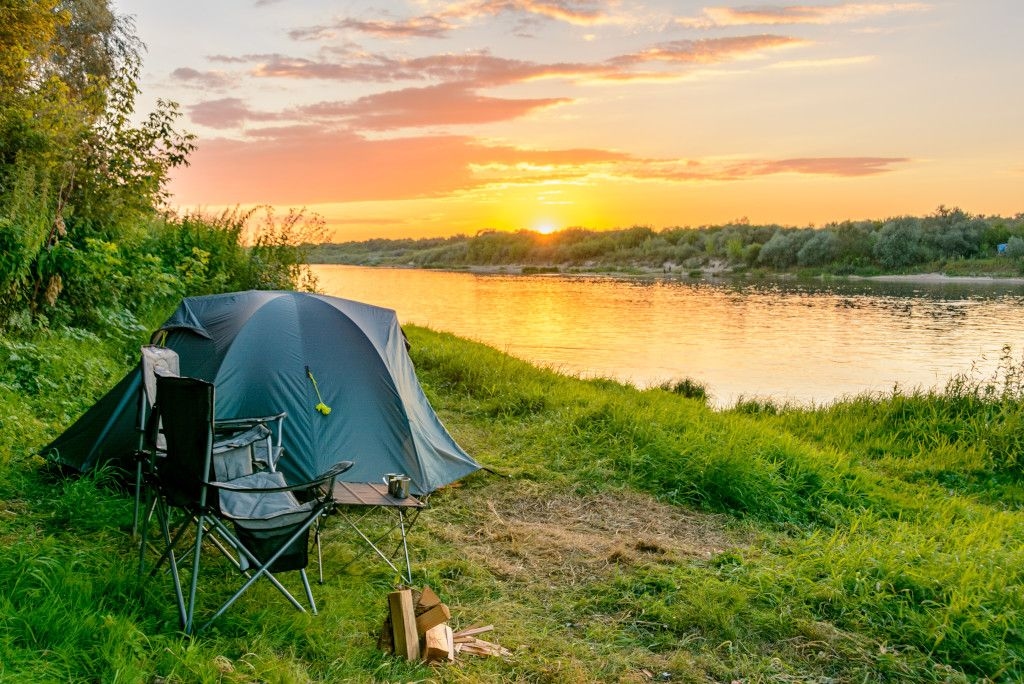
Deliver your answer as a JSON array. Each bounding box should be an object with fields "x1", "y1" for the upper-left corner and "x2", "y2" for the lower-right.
[
  {"x1": 155, "y1": 375, "x2": 215, "y2": 507},
  {"x1": 140, "y1": 346, "x2": 181, "y2": 449},
  {"x1": 141, "y1": 345, "x2": 181, "y2": 407}
]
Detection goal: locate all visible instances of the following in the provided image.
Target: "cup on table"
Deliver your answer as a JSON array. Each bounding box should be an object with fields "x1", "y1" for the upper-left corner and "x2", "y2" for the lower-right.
[{"x1": 383, "y1": 473, "x2": 411, "y2": 499}]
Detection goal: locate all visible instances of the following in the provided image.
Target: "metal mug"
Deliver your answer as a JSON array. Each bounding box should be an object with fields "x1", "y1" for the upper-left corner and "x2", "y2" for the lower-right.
[{"x1": 386, "y1": 474, "x2": 411, "y2": 499}]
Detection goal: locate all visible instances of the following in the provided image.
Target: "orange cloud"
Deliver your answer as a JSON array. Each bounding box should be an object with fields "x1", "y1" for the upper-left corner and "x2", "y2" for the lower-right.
[
  {"x1": 728, "y1": 157, "x2": 910, "y2": 178},
  {"x1": 474, "y1": 155, "x2": 909, "y2": 184},
  {"x1": 289, "y1": 16, "x2": 453, "y2": 41},
  {"x1": 250, "y1": 51, "x2": 605, "y2": 86},
  {"x1": 286, "y1": 0, "x2": 617, "y2": 43},
  {"x1": 679, "y1": 3, "x2": 931, "y2": 28},
  {"x1": 246, "y1": 32, "x2": 805, "y2": 93},
  {"x1": 187, "y1": 79, "x2": 571, "y2": 131},
  {"x1": 615, "y1": 35, "x2": 806, "y2": 66},
  {"x1": 170, "y1": 67, "x2": 236, "y2": 90},
  {"x1": 170, "y1": 125, "x2": 908, "y2": 208},
  {"x1": 171, "y1": 130, "x2": 632, "y2": 205},
  {"x1": 295, "y1": 83, "x2": 571, "y2": 129},
  {"x1": 189, "y1": 98, "x2": 281, "y2": 129},
  {"x1": 445, "y1": 0, "x2": 615, "y2": 26}
]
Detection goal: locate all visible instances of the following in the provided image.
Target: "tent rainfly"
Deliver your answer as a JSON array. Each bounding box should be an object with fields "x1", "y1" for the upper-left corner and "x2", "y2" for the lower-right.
[{"x1": 43, "y1": 291, "x2": 479, "y2": 495}]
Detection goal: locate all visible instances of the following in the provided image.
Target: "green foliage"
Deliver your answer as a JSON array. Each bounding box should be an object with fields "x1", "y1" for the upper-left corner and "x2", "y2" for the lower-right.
[
  {"x1": 873, "y1": 217, "x2": 927, "y2": 269},
  {"x1": 656, "y1": 377, "x2": 710, "y2": 404},
  {"x1": 1005, "y1": 235, "x2": 1024, "y2": 259},
  {"x1": 245, "y1": 207, "x2": 324, "y2": 291},
  {"x1": 0, "y1": 0, "x2": 196, "y2": 327},
  {"x1": 796, "y1": 228, "x2": 839, "y2": 266}
]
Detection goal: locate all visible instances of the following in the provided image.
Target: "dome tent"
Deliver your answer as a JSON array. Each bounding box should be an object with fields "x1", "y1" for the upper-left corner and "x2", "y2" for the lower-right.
[{"x1": 44, "y1": 291, "x2": 479, "y2": 495}]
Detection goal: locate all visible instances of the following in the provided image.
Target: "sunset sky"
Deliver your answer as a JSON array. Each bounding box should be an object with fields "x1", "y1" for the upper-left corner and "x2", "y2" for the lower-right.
[{"x1": 115, "y1": 1, "x2": 1023, "y2": 241}]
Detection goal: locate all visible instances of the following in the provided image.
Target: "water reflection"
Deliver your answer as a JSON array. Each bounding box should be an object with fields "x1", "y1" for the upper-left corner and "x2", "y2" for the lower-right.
[{"x1": 312, "y1": 265, "x2": 1024, "y2": 408}]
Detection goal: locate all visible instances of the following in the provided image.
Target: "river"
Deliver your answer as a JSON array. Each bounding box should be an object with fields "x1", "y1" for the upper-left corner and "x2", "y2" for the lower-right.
[{"x1": 312, "y1": 265, "x2": 1024, "y2": 408}]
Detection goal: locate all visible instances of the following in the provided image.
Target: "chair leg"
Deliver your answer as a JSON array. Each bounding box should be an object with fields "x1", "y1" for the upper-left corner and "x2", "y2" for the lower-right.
[
  {"x1": 196, "y1": 516, "x2": 320, "y2": 634},
  {"x1": 316, "y1": 519, "x2": 324, "y2": 585},
  {"x1": 137, "y1": 483, "x2": 150, "y2": 578},
  {"x1": 151, "y1": 498, "x2": 188, "y2": 630},
  {"x1": 132, "y1": 459, "x2": 143, "y2": 538},
  {"x1": 300, "y1": 569, "x2": 317, "y2": 614},
  {"x1": 184, "y1": 513, "x2": 206, "y2": 634}
]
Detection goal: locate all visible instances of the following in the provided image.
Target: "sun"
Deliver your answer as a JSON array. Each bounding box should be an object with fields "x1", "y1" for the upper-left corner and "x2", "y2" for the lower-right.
[{"x1": 534, "y1": 221, "x2": 559, "y2": 235}]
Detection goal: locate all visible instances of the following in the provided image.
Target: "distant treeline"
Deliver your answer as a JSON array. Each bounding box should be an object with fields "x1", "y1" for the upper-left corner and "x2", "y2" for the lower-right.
[{"x1": 310, "y1": 207, "x2": 1024, "y2": 275}]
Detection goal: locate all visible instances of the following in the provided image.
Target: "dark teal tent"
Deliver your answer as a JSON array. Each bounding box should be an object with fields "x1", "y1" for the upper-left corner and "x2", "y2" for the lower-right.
[{"x1": 44, "y1": 291, "x2": 479, "y2": 495}]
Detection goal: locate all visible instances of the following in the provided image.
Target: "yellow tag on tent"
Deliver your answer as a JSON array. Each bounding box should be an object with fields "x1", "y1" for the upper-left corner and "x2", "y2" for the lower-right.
[{"x1": 305, "y1": 366, "x2": 332, "y2": 415}]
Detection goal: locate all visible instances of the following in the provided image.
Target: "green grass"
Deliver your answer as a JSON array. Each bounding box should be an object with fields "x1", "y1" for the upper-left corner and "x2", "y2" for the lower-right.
[{"x1": 1, "y1": 324, "x2": 1021, "y2": 681}]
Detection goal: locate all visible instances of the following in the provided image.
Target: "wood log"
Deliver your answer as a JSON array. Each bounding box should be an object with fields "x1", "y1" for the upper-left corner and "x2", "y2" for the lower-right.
[
  {"x1": 388, "y1": 589, "x2": 420, "y2": 661},
  {"x1": 416, "y1": 585, "x2": 442, "y2": 612},
  {"x1": 458, "y1": 637, "x2": 512, "y2": 658},
  {"x1": 415, "y1": 602, "x2": 451, "y2": 636},
  {"x1": 424, "y1": 623, "x2": 454, "y2": 663},
  {"x1": 452, "y1": 624, "x2": 494, "y2": 638}
]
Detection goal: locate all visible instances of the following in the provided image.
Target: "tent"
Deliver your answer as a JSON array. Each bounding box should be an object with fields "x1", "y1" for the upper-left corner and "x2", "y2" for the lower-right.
[{"x1": 44, "y1": 290, "x2": 479, "y2": 495}]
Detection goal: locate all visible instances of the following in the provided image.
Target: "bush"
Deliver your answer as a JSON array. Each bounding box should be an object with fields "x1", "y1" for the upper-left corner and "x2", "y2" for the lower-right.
[
  {"x1": 873, "y1": 217, "x2": 929, "y2": 269},
  {"x1": 797, "y1": 230, "x2": 839, "y2": 267}
]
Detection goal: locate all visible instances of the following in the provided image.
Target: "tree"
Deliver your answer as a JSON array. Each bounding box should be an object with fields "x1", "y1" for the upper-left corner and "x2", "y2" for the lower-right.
[{"x1": 0, "y1": 0, "x2": 194, "y2": 326}]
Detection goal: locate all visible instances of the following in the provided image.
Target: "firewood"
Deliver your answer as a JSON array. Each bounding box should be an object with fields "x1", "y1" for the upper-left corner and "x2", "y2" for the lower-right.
[
  {"x1": 388, "y1": 589, "x2": 420, "y2": 661},
  {"x1": 415, "y1": 603, "x2": 451, "y2": 636},
  {"x1": 456, "y1": 637, "x2": 512, "y2": 658},
  {"x1": 424, "y1": 623, "x2": 454, "y2": 663},
  {"x1": 452, "y1": 624, "x2": 494, "y2": 638},
  {"x1": 416, "y1": 585, "x2": 443, "y2": 612}
]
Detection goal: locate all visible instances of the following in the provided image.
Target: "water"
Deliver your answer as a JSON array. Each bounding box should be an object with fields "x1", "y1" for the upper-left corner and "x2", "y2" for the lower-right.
[{"x1": 313, "y1": 265, "x2": 1024, "y2": 407}]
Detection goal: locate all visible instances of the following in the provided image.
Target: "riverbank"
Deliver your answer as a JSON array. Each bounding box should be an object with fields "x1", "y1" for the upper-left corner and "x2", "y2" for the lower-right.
[
  {"x1": 334, "y1": 260, "x2": 1024, "y2": 287},
  {"x1": 860, "y1": 272, "x2": 1024, "y2": 285}
]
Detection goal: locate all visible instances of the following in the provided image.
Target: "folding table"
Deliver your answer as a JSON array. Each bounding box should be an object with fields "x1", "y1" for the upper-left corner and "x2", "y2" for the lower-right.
[{"x1": 330, "y1": 482, "x2": 425, "y2": 584}]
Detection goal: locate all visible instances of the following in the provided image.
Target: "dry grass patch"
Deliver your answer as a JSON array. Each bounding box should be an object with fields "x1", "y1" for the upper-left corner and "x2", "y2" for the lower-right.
[{"x1": 433, "y1": 481, "x2": 749, "y2": 585}]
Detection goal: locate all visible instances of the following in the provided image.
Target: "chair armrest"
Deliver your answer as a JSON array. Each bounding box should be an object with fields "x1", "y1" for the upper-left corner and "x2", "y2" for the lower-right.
[
  {"x1": 209, "y1": 461, "x2": 354, "y2": 494},
  {"x1": 212, "y1": 424, "x2": 271, "y2": 453},
  {"x1": 214, "y1": 412, "x2": 287, "y2": 430}
]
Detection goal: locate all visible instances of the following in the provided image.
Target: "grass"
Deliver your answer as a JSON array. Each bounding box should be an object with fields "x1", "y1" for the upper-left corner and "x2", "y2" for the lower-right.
[{"x1": 0, "y1": 324, "x2": 1022, "y2": 681}]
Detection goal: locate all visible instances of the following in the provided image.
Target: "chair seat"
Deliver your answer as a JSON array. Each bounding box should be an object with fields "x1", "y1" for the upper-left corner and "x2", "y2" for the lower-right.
[{"x1": 217, "y1": 471, "x2": 316, "y2": 530}]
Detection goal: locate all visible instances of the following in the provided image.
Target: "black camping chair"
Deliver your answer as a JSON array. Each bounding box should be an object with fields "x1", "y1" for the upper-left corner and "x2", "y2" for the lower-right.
[
  {"x1": 143, "y1": 375, "x2": 352, "y2": 635},
  {"x1": 132, "y1": 345, "x2": 287, "y2": 538}
]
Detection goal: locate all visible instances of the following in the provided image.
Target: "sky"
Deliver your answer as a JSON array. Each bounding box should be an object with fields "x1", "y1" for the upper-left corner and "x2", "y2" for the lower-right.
[{"x1": 114, "y1": 1, "x2": 1024, "y2": 242}]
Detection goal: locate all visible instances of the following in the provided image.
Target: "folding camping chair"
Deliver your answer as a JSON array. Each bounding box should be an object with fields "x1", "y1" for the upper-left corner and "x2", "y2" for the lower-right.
[
  {"x1": 132, "y1": 345, "x2": 287, "y2": 537},
  {"x1": 143, "y1": 375, "x2": 353, "y2": 635}
]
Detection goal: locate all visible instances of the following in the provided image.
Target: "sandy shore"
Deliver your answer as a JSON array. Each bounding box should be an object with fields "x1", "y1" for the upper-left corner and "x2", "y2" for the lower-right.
[{"x1": 857, "y1": 272, "x2": 1024, "y2": 285}]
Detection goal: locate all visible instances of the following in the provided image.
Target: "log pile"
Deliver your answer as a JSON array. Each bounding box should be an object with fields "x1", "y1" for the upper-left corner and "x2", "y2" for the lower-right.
[{"x1": 380, "y1": 586, "x2": 509, "y2": 664}]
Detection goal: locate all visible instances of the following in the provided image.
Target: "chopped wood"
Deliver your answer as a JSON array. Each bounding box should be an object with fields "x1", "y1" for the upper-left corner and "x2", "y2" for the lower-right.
[
  {"x1": 387, "y1": 589, "x2": 420, "y2": 661},
  {"x1": 415, "y1": 603, "x2": 451, "y2": 636},
  {"x1": 416, "y1": 585, "x2": 442, "y2": 611},
  {"x1": 424, "y1": 623, "x2": 454, "y2": 663},
  {"x1": 455, "y1": 637, "x2": 511, "y2": 658},
  {"x1": 452, "y1": 624, "x2": 494, "y2": 638}
]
